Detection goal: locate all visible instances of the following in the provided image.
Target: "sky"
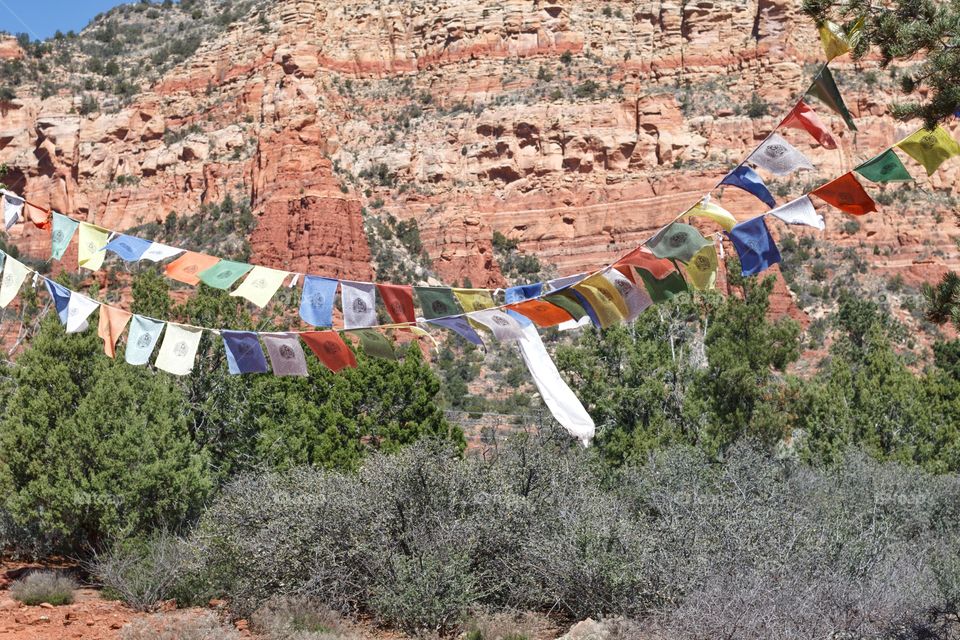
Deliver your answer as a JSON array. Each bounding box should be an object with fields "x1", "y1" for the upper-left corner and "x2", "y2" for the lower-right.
[{"x1": 0, "y1": 0, "x2": 127, "y2": 40}]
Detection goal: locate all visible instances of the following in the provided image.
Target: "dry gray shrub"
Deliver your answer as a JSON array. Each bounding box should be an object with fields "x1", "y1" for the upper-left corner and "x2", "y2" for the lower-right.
[
  {"x1": 250, "y1": 596, "x2": 356, "y2": 639},
  {"x1": 461, "y1": 610, "x2": 557, "y2": 639},
  {"x1": 10, "y1": 570, "x2": 77, "y2": 605},
  {"x1": 119, "y1": 611, "x2": 240, "y2": 640}
]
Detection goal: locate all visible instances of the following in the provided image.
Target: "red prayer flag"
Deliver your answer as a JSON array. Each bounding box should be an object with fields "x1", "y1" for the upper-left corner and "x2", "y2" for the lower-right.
[
  {"x1": 614, "y1": 246, "x2": 676, "y2": 280},
  {"x1": 376, "y1": 283, "x2": 416, "y2": 324},
  {"x1": 301, "y1": 331, "x2": 357, "y2": 372},
  {"x1": 811, "y1": 172, "x2": 877, "y2": 216},
  {"x1": 782, "y1": 100, "x2": 837, "y2": 150}
]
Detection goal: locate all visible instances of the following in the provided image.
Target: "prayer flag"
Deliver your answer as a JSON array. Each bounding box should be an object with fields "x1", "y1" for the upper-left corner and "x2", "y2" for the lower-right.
[
  {"x1": 351, "y1": 328, "x2": 396, "y2": 360},
  {"x1": 505, "y1": 283, "x2": 543, "y2": 304},
  {"x1": 602, "y1": 268, "x2": 652, "y2": 320},
  {"x1": 0, "y1": 256, "x2": 28, "y2": 308},
  {"x1": 782, "y1": 100, "x2": 837, "y2": 149},
  {"x1": 573, "y1": 274, "x2": 628, "y2": 328},
  {"x1": 685, "y1": 244, "x2": 719, "y2": 291},
  {"x1": 807, "y1": 66, "x2": 857, "y2": 130},
  {"x1": 66, "y1": 294, "x2": 99, "y2": 334},
  {"x1": 2, "y1": 192, "x2": 23, "y2": 230},
  {"x1": 414, "y1": 286, "x2": 461, "y2": 319},
  {"x1": 165, "y1": 252, "x2": 220, "y2": 286},
  {"x1": 614, "y1": 246, "x2": 676, "y2": 280},
  {"x1": 819, "y1": 20, "x2": 851, "y2": 60},
  {"x1": 230, "y1": 266, "x2": 289, "y2": 308},
  {"x1": 729, "y1": 216, "x2": 781, "y2": 276},
  {"x1": 26, "y1": 204, "x2": 49, "y2": 229},
  {"x1": 769, "y1": 196, "x2": 825, "y2": 230},
  {"x1": 547, "y1": 273, "x2": 588, "y2": 291},
  {"x1": 648, "y1": 222, "x2": 711, "y2": 263},
  {"x1": 154, "y1": 323, "x2": 203, "y2": 376},
  {"x1": 468, "y1": 309, "x2": 525, "y2": 341},
  {"x1": 341, "y1": 280, "x2": 378, "y2": 329},
  {"x1": 198, "y1": 260, "x2": 254, "y2": 289},
  {"x1": 636, "y1": 268, "x2": 688, "y2": 303},
  {"x1": 685, "y1": 199, "x2": 737, "y2": 231},
  {"x1": 97, "y1": 306, "x2": 132, "y2": 358},
  {"x1": 78, "y1": 223, "x2": 109, "y2": 271},
  {"x1": 855, "y1": 149, "x2": 912, "y2": 183},
  {"x1": 44, "y1": 278, "x2": 71, "y2": 324},
  {"x1": 748, "y1": 133, "x2": 814, "y2": 176},
  {"x1": 896, "y1": 126, "x2": 960, "y2": 176},
  {"x1": 543, "y1": 291, "x2": 588, "y2": 321},
  {"x1": 300, "y1": 276, "x2": 339, "y2": 327},
  {"x1": 51, "y1": 213, "x2": 79, "y2": 260},
  {"x1": 452, "y1": 287, "x2": 496, "y2": 312},
  {"x1": 261, "y1": 332, "x2": 309, "y2": 377},
  {"x1": 140, "y1": 242, "x2": 184, "y2": 262},
  {"x1": 104, "y1": 234, "x2": 152, "y2": 261},
  {"x1": 377, "y1": 283, "x2": 416, "y2": 323},
  {"x1": 719, "y1": 165, "x2": 777, "y2": 208},
  {"x1": 221, "y1": 330, "x2": 269, "y2": 374},
  {"x1": 811, "y1": 172, "x2": 877, "y2": 215},
  {"x1": 426, "y1": 316, "x2": 486, "y2": 347},
  {"x1": 506, "y1": 299, "x2": 573, "y2": 328},
  {"x1": 125, "y1": 315, "x2": 165, "y2": 366},
  {"x1": 301, "y1": 331, "x2": 357, "y2": 372}
]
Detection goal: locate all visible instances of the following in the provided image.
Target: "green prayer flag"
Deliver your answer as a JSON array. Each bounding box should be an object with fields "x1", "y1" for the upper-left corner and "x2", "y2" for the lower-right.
[
  {"x1": 648, "y1": 222, "x2": 711, "y2": 263},
  {"x1": 414, "y1": 286, "x2": 462, "y2": 319},
  {"x1": 637, "y1": 269, "x2": 687, "y2": 303},
  {"x1": 198, "y1": 260, "x2": 254, "y2": 289},
  {"x1": 855, "y1": 149, "x2": 912, "y2": 183},
  {"x1": 353, "y1": 329, "x2": 396, "y2": 360},
  {"x1": 544, "y1": 292, "x2": 587, "y2": 321},
  {"x1": 806, "y1": 66, "x2": 857, "y2": 131},
  {"x1": 51, "y1": 213, "x2": 80, "y2": 261}
]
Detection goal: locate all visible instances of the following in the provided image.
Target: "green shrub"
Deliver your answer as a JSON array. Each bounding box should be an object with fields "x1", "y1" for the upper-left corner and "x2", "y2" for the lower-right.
[{"x1": 10, "y1": 571, "x2": 77, "y2": 606}]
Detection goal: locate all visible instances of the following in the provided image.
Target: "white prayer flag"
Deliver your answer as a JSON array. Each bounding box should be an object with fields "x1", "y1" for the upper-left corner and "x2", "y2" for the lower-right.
[
  {"x1": 342, "y1": 280, "x2": 377, "y2": 329},
  {"x1": 155, "y1": 323, "x2": 203, "y2": 376},
  {"x1": 140, "y1": 242, "x2": 185, "y2": 262},
  {"x1": 769, "y1": 195, "x2": 825, "y2": 231},
  {"x1": 602, "y1": 268, "x2": 652, "y2": 322},
  {"x1": 0, "y1": 256, "x2": 29, "y2": 308},
  {"x1": 469, "y1": 309, "x2": 524, "y2": 342},
  {"x1": 2, "y1": 191, "x2": 24, "y2": 230},
  {"x1": 65, "y1": 294, "x2": 99, "y2": 334},
  {"x1": 748, "y1": 133, "x2": 814, "y2": 176}
]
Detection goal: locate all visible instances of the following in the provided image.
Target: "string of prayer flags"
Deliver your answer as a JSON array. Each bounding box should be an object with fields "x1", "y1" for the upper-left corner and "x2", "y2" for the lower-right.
[
  {"x1": 0, "y1": 255, "x2": 28, "y2": 308},
  {"x1": 104, "y1": 234, "x2": 154, "y2": 261},
  {"x1": 352, "y1": 328, "x2": 396, "y2": 360},
  {"x1": 769, "y1": 196, "x2": 825, "y2": 231},
  {"x1": 811, "y1": 172, "x2": 877, "y2": 215},
  {"x1": 97, "y1": 306, "x2": 132, "y2": 358},
  {"x1": 685, "y1": 198, "x2": 737, "y2": 231},
  {"x1": 895, "y1": 126, "x2": 960, "y2": 176},
  {"x1": 377, "y1": 283, "x2": 416, "y2": 324},
  {"x1": 51, "y1": 213, "x2": 80, "y2": 260},
  {"x1": 602, "y1": 268, "x2": 652, "y2": 320},
  {"x1": 301, "y1": 331, "x2": 357, "y2": 372},
  {"x1": 685, "y1": 244, "x2": 719, "y2": 291},
  {"x1": 720, "y1": 165, "x2": 777, "y2": 208},
  {"x1": 782, "y1": 101, "x2": 838, "y2": 149},
  {"x1": 165, "y1": 251, "x2": 220, "y2": 286},
  {"x1": 125, "y1": 315, "x2": 165, "y2": 366},
  {"x1": 2, "y1": 191, "x2": 24, "y2": 230},
  {"x1": 469, "y1": 309, "x2": 525, "y2": 341},
  {"x1": 572, "y1": 274, "x2": 628, "y2": 329},
  {"x1": 341, "y1": 281, "x2": 378, "y2": 329},
  {"x1": 155, "y1": 323, "x2": 203, "y2": 376},
  {"x1": 261, "y1": 332, "x2": 309, "y2": 377},
  {"x1": 299, "y1": 276, "x2": 339, "y2": 327},
  {"x1": 452, "y1": 287, "x2": 497, "y2": 312},
  {"x1": 426, "y1": 316, "x2": 486, "y2": 347},
  {"x1": 415, "y1": 286, "x2": 460, "y2": 319},
  {"x1": 748, "y1": 133, "x2": 814, "y2": 176},
  {"x1": 78, "y1": 223, "x2": 109, "y2": 271},
  {"x1": 855, "y1": 149, "x2": 913, "y2": 183},
  {"x1": 231, "y1": 266, "x2": 289, "y2": 308},
  {"x1": 648, "y1": 222, "x2": 711, "y2": 263},
  {"x1": 807, "y1": 66, "x2": 857, "y2": 130},
  {"x1": 729, "y1": 216, "x2": 782, "y2": 276},
  {"x1": 198, "y1": 259, "x2": 253, "y2": 290},
  {"x1": 222, "y1": 330, "x2": 269, "y2": 375}
]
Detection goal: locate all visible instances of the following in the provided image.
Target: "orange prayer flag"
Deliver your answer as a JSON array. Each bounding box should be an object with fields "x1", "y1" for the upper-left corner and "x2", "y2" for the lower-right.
[
  {"x1": 507, "y1": 299, "x2": 574, "y2": 328},
  {"x1": 614, "y1": 246, "x2": 676, "y2": 280},
  {"x1": 27, "y1": 203, "x2": 51, "y2": 230},
  {"x1": 165, "y1": 251, "x2": 221, "y2": 286},
  {"x1": 376, "y1": 283, "x2": 416, "y2": 324},
  {"x1": 781, "y1": 100, "x2": 837, "y2": 150},
  {"x1": 301, "y1": 331, "x2": 357, "y2": 373},
  {"x1": 811, "y1": 172, "x2": 877, "y2": 216},
  {"x1": 97, "y1": 306, "x2": 133, "y2": 359}
]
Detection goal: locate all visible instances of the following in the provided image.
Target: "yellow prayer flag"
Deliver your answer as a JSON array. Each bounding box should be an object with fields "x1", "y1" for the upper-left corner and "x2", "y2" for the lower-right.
[
  {"x1": 819, "y1": 21, "x2": 851, "y2": 60},
  {"x1": 154, "y1": 323, "x2": 203, "y2": 376},
  {"x1": 452, "y1": 288, "x2": 496, "y2": 312},
  {"x1": 685, "y1": 200, "x2": 737, "y2": 232},
  {"x1": 686, "y1": 244, "x2": 718, "y2": 291},
  {"x1": 230, "y1": 266, "x2": 289, "y2": 308},
  {"x1": 896, "y1": 126, "x2": 960, "y2": 176},
  {"x1": 78, "y1": 223, "x2": 110, "y2": 271},
  {"x1": 573, "y1": 274, "x2": 628, "y2": 329}
]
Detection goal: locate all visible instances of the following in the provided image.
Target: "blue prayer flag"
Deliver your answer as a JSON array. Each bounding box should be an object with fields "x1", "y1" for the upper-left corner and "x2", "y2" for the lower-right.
[
  {"x1": 505, "y1": 283, "x2": 543, "y2": 304},
  {"x1": 44, "y1": 278, "x2": 72, "y2": 324},
  {"x1": 221, "y1": 330, "x2": 269, "y2": 374},
  {"x1": 720, "y1": 165, "x2": 776, "y2": 209},
  {"x1": 569, "y1": 289, "x2": 601, "y2": 328},
  {"x1": 427, "y1": 316, "x2": 485, "y2": 347},
  {"x1": 104, "y1": 234, "x2": 153, "y2": 261},
  {"x1": 299, "y1": 276, "x2": 339, "y2": 327},
  {"x1": 729, "y1": 216, "x2": 782, "y2": 276}
]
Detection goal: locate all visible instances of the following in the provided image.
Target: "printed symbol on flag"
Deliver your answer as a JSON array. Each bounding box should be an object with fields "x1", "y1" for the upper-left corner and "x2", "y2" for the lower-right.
[
  {"x1": 614, "y1": 279, "x2": 633, "y2": 295},
  {"x1": 236, "y1": 343, "x2": 255, "y2": 358},
  {"x1": 173, "y1": 341, "x2": 189, "y2": 357},
  {"x1": 87, "y1": 242, "x2": 97, "y2": 253},
  {"x1": 2, "y1": 274, "x2": 13, "y2": 287},
  {"x1": 136, "y1": 334, "x2": 152, "y2": 348},
  {"x1": 745, "y1": 238, "x2": 763, "y2": 254},
  {"x1": 68, "y1": 306, "x2": 79, "y2": 317},
  {"x1": 279, "y1": 345, "x2": 295, "y2": 359},
  {"x1": 217, "y1": 271, "x2": 232, "y2": 280},
  {"x1": 252, "y1": 278, "x2": 267, "y2": 289},
  {"x1": 431, "y1": 300, "x2": 449, "y2": 315},
  {"x1": 881, "y1": 162, "x2": 895, "y2": 174},
  {"x1": 184, "y1": 265, "x2": 199, "y2": 274},
  {"x1": 920, "y1": 134, "x2": 938, "y2": 150},
  {"x1": 308, "y1": 293, "x2": 325, "y2": 307},
  {"x1": 599, "y1": 288, "x2": 616, "y2": 302},
  {"x1": 389, "y1": 301, "x2": 404, "y2": 316},
  {"x1": 491, "y1": 315, "x2": 510, "y2": 327},
  {"x1": 53, "y1": 230, "x2": 64, "y2": 243},
  {"x1": 117, "y1": 241, "x2": 131, "y2": 253},
  {"x1": 837, "y1": 193, "x2": 854, "y2": 205},
  {"x1": 765, "y1": 144, "x2": 788, "y2": 159},
  {"x1": 322, "y1": 341, "x2": 341, "y2": 355},
  {"x1": 693, "y1": 255, "x2": 711, "y2": 270},
  {"x1": 668, "y1": 231, "x2": 689, "y2": 248},
  {"x1": 352, "y1": 298, "x2": 369, "y2": 314}
]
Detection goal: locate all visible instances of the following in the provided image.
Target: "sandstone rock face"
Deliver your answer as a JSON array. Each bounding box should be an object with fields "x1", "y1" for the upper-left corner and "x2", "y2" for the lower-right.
[{"x1": 1, "y1": 0, "x2": 957, "y2": 324}]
